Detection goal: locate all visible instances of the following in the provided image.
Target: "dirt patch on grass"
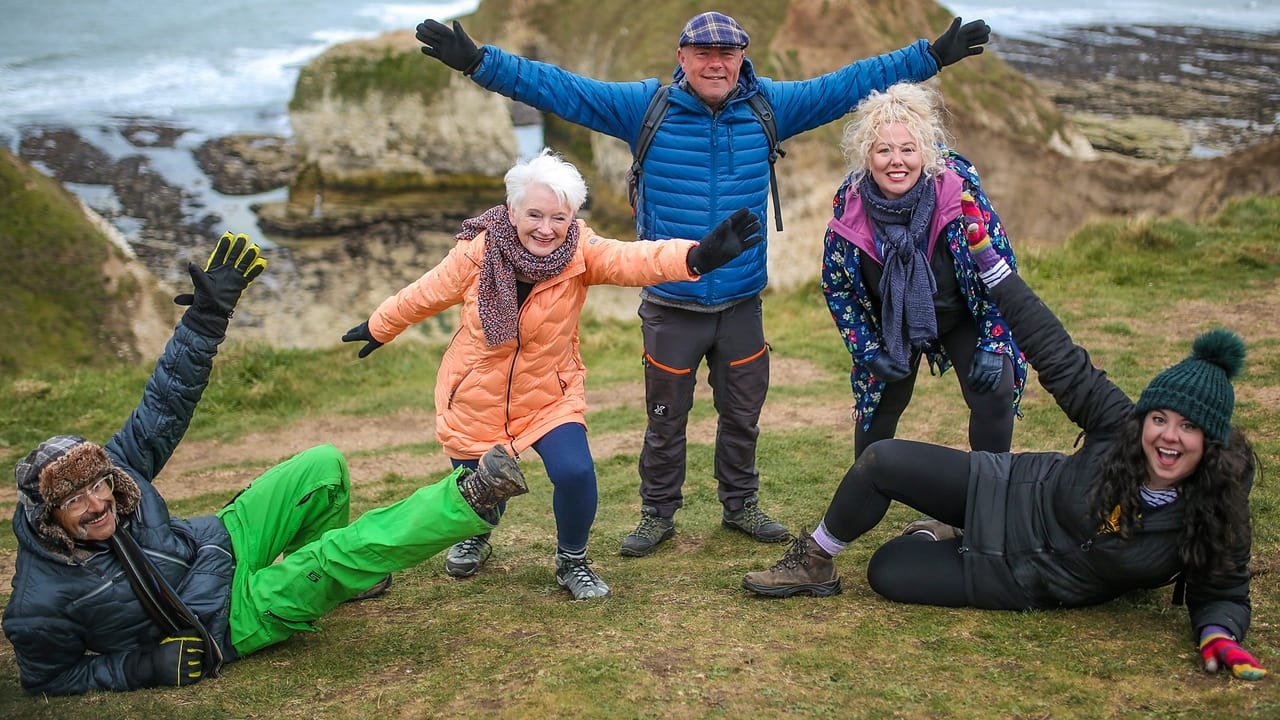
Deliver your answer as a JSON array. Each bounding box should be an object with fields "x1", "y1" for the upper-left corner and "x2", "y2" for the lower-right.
[{"x1": 0, "y1": 357, "x2": 839, "y2": 512}]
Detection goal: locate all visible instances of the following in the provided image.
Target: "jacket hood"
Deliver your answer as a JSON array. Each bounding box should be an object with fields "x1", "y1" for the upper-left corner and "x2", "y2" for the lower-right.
[{"x1": 14, "y1": 436, "x2": 141, "y2": 554}]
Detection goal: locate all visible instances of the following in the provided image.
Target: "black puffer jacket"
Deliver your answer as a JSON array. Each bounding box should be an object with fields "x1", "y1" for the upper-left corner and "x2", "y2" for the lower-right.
[
  {"x1": 3, "y1": 320, "x2": 238, "y2": 695},
  {"x1": 959, "y1": 275, "x2": 1252, "y2": 640}
]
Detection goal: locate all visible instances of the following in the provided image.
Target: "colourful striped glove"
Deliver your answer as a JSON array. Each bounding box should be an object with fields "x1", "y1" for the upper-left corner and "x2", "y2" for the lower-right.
[
  {"x1": 961, "y1": 190, "x2": 1010, "y2": 287},
  {"x1": 1200, "y1": 629, "x2": 1267, "y2": 680}
]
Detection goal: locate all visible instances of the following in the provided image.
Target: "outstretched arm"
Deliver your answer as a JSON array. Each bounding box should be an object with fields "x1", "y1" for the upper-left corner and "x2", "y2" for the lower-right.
[
  {"x1": 106, "y1": 232, "x2": 268, "y2": 480},
  {"x1": 416, "y1": 18, "x2": 652, "y2": 142},
  {"x1": 966, "y1": 220, "x2": 1132, "y2": 432}
]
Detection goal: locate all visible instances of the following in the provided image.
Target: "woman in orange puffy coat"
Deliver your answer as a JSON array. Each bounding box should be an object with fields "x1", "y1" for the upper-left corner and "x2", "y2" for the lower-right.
[{"x1": 343, "y1": 150, "x2": 761, "y2": 600}]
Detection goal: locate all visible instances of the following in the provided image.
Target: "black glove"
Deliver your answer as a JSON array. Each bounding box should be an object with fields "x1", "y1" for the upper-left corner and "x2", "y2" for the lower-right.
[
  {"x1": 686, "y1": 208, "x2": 763, "y2": 275},
  {"x1": 928, "y1": 18, "x2": 990, "y2": 68},
  {"x1": 968, "y1": 348, "x2": 1004, "y2": 393},
  {"x1": 342, "y1": 321, "x2": 384, "y2": 359},
  {"x1": 868, "y1": 351, "x2": 911, "y2": 383},
  {"x1": 123, "y1": 631, "x2": 205, "y2": 689},
  {"x1": 416, "y1": 19, "x2": 485, "y2": 74},
  {"x1": 175, "y1": 231, "x2": 267, "y2": 337},
  {"x1": 174, "y1": 231, "x2": 267, "y2": 316}
]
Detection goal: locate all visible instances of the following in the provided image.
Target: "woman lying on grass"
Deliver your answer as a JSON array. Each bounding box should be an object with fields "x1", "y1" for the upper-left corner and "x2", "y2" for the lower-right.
[{"x1": 742, "y1": 201, "x2": 1267, "y2": 680}]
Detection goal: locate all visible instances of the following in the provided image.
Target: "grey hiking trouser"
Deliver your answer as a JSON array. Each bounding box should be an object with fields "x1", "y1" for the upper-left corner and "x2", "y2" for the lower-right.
[{"x1": 637, "y1": 296, "x2": 769, "y2": 517}]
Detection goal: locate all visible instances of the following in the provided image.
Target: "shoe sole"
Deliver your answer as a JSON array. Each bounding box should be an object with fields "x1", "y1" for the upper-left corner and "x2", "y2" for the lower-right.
[
  {"x1": 445, "y1": 563, "x2": 481, "y2": 578},
  {"x1": 618, "y1": 528, "x2": 675, "y2": 557},
  {"x1": 721, "y1": 521, "x2": 790, "y2": 543},
  {"x1": 556, "y1": 580, "x2": 612, "y2": 600},
  {"x1": 741, "y1": 578, "x2": 842, "y2": 598}
]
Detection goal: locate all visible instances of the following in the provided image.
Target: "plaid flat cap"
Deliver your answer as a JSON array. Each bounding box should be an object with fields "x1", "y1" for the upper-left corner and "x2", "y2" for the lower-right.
[{"x1": 679, "y1": 11, "x2": 750, "y2": 48}]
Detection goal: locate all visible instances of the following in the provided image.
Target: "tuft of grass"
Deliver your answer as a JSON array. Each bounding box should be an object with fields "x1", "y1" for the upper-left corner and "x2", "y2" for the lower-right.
[{"x1": 1, "y1": 195, "x2": 1279, "y2": 718}]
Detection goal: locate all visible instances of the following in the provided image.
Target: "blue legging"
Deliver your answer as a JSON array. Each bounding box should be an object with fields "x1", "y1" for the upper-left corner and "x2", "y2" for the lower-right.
[{"x1": 453, "y1": 423, "x2": 597, "y2": 555}]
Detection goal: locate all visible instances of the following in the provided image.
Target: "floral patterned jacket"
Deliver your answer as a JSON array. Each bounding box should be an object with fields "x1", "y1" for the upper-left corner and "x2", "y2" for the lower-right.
[{"x1": 821, "y1": 149, "x2": 1027, "y2": 430}]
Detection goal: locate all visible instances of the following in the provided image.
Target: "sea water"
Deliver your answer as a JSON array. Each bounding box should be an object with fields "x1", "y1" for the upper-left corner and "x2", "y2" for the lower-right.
[{"x1": 3, "y1": 0, "x2": 1277, "y2": 146}]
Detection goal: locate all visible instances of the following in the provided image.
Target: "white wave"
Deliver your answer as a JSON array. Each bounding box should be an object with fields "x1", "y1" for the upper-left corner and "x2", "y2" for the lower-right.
[
  {"x1": 357, "y1": 2, "x2": 480, "y2": 27},
  {"x1": 944, "y1": 0, "x2": 1280, "y2": 39}
]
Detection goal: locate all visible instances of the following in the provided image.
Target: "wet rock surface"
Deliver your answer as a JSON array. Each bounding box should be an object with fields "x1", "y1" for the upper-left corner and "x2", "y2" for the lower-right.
[
  {"x1": 194, "y1": 134, "x2": 299, "y2": 195},
  {"x1": 994, "y1": 25, "x2": 1280, "y2": 156}
]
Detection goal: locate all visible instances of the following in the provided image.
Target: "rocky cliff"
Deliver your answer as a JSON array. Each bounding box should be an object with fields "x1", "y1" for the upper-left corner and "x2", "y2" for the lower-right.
[{"x1": 0, "y1": 148, "x2": 173, "y2": 374}]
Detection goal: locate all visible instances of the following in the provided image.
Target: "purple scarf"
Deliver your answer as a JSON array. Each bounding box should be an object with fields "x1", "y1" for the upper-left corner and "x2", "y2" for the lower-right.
[
  {"x1": 858, "y1": 173, "x2": 937, "y2": 368},
  {"x1": 459, "y1": 205, "x2": 579, "y2": 347}
]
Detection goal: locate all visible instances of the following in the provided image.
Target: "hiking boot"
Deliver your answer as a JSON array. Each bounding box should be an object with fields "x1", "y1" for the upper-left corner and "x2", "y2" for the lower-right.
[
  {"x1": 902, "y1": 516, "x2": 963, "y2": 542},
  {"x1": 619, "y1": 506, "x2": 675, "y2": 557},
  {"x1": 722, "y1": 497, "x2": 789, "y2": 543},
  {"x1": 457, "y1": 445, "x2": 528, "y2": 515},
  {"x1": 742, "y1": 530, "x2": 842, "y2": 598},
  {"x1": 445, "y1": 533, "x2": 493, "y2": 578},
  {"x1": 555, "y1": 552, "x2": 611, "y2": 600},
  {"x1": 344, "y1": 574, "x2": 392, "y2": 603}
]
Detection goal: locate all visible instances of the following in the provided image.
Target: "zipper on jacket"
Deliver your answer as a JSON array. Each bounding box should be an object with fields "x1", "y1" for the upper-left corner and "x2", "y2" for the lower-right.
[
  {"x1": 504, "y1": 336, "x2": 519, "y2": 448},
  {"x1": 503, "y1": 290, "x2": 532, "y2": 449}
]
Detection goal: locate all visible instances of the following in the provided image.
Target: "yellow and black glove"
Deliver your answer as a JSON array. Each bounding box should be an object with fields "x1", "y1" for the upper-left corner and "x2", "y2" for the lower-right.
[
  {"x1": 176, "y1": 231, "x2": 268, "y2": 336},
  {"x1": 123, "y1": 630, "x2": 206, "y2": 688}
]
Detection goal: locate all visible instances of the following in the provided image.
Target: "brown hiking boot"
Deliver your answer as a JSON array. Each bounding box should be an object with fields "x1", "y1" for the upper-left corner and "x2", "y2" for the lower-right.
[
  {"x1": 742, "y1": 530, "x2": 841, "y2": 598},
  {"x1": 902, "y1": 516, "x2": 962, "y2": 542},
  {"x1": 344, "y1": 574, "x2": 392, "y2": 603},
  {"x1": 457, "y1": 445, "x2": 528, "y2": 514}
]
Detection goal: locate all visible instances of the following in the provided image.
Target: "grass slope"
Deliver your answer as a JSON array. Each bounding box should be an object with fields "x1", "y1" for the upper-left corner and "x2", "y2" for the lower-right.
[
  {"x1": 0, "y1": 148, "x2": 142, "y2": 376},
  {"x1": 1, "y1": 197, "x2": 1278, "y2": 718}
]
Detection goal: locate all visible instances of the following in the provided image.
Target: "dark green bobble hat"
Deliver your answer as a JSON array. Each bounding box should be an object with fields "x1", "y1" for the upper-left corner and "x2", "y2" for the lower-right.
[{"x1": 1135, "y1": 328, "x2": 1246, "y2": 443}]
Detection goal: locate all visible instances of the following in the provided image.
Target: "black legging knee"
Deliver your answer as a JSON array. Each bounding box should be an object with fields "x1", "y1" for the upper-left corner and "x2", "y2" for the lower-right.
[
  {"x1": 866, "y1": 535, "x2": 967, "y2": 606},
  {"x1": 821, "y1": 439, "x2": 970, "y2": 541}
]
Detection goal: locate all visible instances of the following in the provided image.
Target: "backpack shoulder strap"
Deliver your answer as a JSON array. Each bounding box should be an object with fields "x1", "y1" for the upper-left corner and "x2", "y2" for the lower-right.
[
  {"x1": 746, "y1": 92, "x2": 785, "y2": 231},
  {"x1": 631, "y1": 87, "x2": 787, "y2": 231},
  {"x1": 632, "y1": 85, "x2": 672, "y2": 171}
]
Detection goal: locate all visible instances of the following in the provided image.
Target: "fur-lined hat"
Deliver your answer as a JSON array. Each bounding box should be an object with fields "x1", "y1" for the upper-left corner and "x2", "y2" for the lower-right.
[{"x1": 15, "y1": 435, "x2": 141, "y2": 550}]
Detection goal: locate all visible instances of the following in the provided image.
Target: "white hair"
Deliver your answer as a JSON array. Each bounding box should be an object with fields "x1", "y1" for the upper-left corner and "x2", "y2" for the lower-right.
[{"x1": 504, "y1": 149, "x2": 589, "y2": 212}]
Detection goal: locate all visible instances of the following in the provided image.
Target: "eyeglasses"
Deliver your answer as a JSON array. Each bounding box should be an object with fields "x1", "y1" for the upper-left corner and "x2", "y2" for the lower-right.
[{"x1": 58, "y1": 475, "x2": 115, "y2": 516}]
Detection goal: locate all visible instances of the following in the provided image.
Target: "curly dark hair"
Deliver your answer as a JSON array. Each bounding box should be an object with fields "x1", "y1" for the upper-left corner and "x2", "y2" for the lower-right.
[{"x1": 1089, "y1": 416, "x2": 1257, "y2": 580}]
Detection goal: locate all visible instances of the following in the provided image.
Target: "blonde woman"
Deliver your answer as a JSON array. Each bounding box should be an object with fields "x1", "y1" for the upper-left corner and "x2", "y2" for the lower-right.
[{"x1": 822, "y1": 82, "x2": 1025, "y2": 460}]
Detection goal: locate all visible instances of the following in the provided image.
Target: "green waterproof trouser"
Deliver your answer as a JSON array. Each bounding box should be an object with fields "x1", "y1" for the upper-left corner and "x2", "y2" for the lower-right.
[{"x1": 217, "y1": 444, "x2": 491, "y2": 656}]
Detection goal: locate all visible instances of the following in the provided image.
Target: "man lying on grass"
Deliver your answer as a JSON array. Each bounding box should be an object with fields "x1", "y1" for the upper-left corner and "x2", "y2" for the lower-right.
[{"x1": 3, "y1": 233, "x2": 528, "y2": 695}]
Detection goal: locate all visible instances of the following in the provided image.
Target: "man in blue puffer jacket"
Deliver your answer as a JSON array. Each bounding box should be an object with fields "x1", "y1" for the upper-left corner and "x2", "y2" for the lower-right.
[
  {"x1": 4, "y1": 233, "x2": 528, "y2": 695},
  {"x1": 416, "y1": 9, "x2": 990, "y2": 560}
]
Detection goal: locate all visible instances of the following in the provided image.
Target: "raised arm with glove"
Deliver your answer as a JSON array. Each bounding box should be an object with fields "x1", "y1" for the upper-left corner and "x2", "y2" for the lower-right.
[
  {"x1": 174, "y1": 231, "x2": 268, "y2": 337},
  {"x1": 416, "y1": 19, "x2": 484, "y2": 74},
  {"x1": 928, "y1": 18, "x2": 991, "y2": 69},
  {"x1": 962, "y1": 190, "x2": 1012, "y2": 288}
]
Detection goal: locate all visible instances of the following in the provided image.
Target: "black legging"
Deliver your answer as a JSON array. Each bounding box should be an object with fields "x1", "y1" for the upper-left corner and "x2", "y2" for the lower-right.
[
  {"x1": 822, "y1": 439, "x2": 971, "y2": 606},
  {"x1": 854, "y1": 317, "x2": 1015, "y2": 458}
]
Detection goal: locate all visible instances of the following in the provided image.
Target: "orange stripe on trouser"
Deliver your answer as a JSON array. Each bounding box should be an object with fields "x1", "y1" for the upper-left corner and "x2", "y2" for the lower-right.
[
  {"x1": 730, "y1": 345, "x2": 768, "y2": 367},
  {"x1": 219, "y1": 444, "x2": 491, "y2": 656},
  {"x1": 643, "y1": 352, "x2": 693, "y2": 375}
]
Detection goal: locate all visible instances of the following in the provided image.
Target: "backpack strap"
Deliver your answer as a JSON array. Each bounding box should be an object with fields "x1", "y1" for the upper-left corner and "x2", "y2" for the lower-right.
[
  {"x1": 746, "y1": 92, "x2": 785, "y2": 231},
  {"x1": 630, "y1": 86, "x2": 786, "y2": 231},
  {"x1": 628, "y1": 85, "x2": 672, "y2": 211}
]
